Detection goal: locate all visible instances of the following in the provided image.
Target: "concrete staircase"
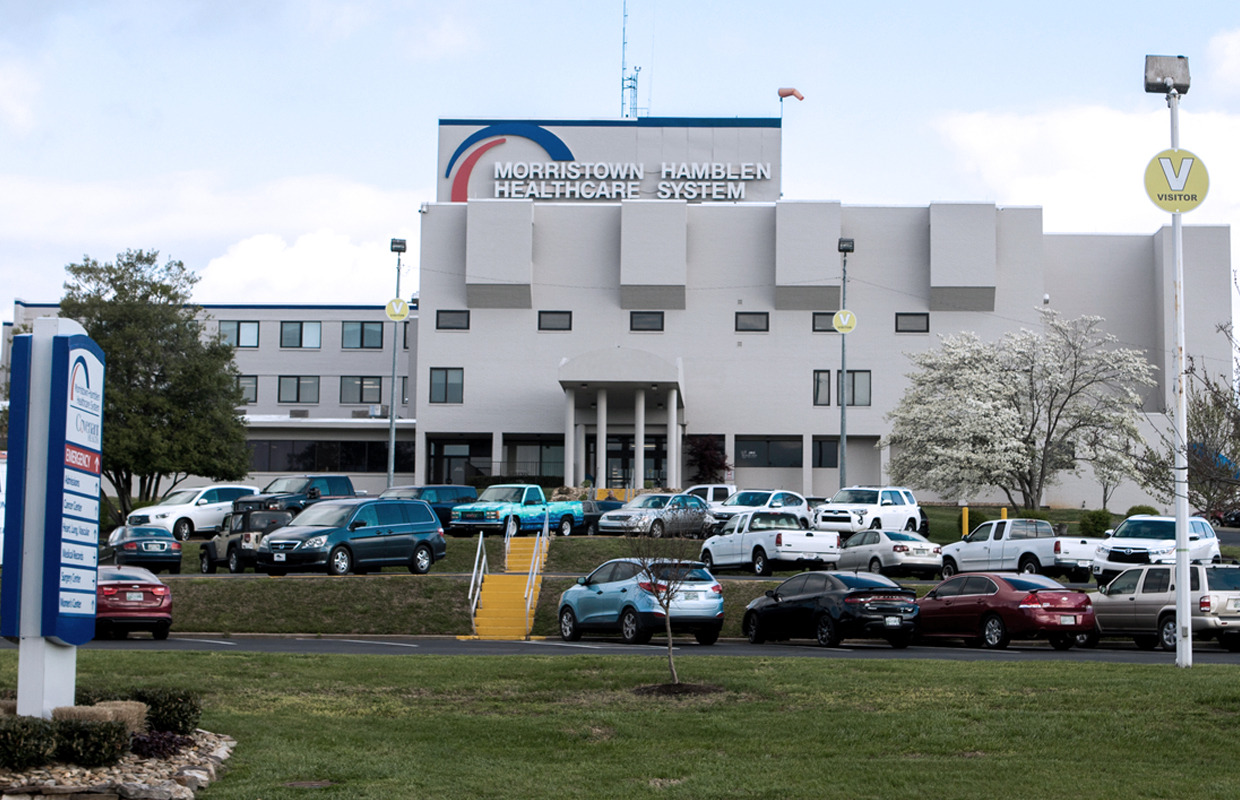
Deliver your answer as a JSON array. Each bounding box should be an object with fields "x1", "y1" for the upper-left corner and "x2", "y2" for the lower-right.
[{"x1": 471, "y1": 536, "x2": 549, "y2": 640}]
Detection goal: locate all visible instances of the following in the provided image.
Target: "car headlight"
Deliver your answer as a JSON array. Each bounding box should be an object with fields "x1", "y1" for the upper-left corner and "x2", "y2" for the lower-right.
[
  {"x1": 855, "y1": 510, "x2": 867, "y2": 518},
  {"x1": 258, "y1": 538, "x2": 271, "y2": 552},
  {"x1": 1152, "y1": 545, "x2": 1174, "y2": 556},
  {"x1": 301, "y1": 536, "x2": 328, "y2": 550},
  {"x1": 1096, "y1": 546, "x2": 1109, "y2": 556},
  {"x1": 154, "y1": 512, "x2": 170, "y2": 520},
  {"x1": 450, "y1": 510, "x2": 460, "y2": 520}
]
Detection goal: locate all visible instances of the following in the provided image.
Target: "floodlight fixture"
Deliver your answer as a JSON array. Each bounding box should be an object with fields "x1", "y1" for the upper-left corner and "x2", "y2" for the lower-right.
[
  {"x1": 1145, "y1": 55, "x2": 1190, "y2": 94},
  {"x1": 391, "y1": 238, "x2": 407, "y2": 253},
  {"x1": 838, "y1": 238, "x2": 854, "y2": 253}
]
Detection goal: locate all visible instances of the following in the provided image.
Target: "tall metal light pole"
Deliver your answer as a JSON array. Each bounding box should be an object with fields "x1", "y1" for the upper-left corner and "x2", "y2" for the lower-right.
[
  {"x1": 837, "y1": 238, "x2": 854, "y2": 490},
  {"x1": 1144, "y1": 55, "x2": 1199, "y2": 668},
  {"x1": 387, "y1": 238, "x2": 407, "y2": 489}
]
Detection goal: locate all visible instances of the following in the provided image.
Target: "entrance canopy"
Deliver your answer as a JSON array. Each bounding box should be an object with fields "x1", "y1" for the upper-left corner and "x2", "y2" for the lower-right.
[{"x1": 557, "y1": 347, "x2": 684, "y2": 409}]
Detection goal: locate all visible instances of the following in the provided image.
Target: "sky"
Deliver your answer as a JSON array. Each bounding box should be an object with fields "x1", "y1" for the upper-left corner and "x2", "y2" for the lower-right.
[{"x1": 2, "y1": 0, "x2": 1240, "y2": 324}]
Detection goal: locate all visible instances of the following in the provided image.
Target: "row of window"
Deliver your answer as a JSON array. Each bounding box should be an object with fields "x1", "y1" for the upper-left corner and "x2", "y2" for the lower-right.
[
  {"x1": 237, "y1": 375, "x2": 409, "y2": 405},
  {"x1": 220, "y1": 320, "x2": 411, "y2": 350},
  {"x1": 436, "y1": 310, "x2": 930, "y2": 334},
  {"x1": 248, "y1": 439, "x2": 416, "y2": 474},
  {"x1": 734, "y1": 437, "x2": 840, "y2": 469}
]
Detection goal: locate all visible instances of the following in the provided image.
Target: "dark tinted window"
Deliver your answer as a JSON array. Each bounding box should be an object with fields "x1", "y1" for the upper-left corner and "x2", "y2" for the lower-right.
[
  {"x1": 652, "y1": 565, "x2": 713, "y2": 582},
  {"x1": 613, "y1": 562, "x2": 643, "y2": 582},
  {"x1": 630, "y1": 312, "x2": 664, "y2": 331},
  {"x1": 778, "y1": 575, "x2": 810, "y2": 596},
  {"x1": 352, "y1": 504, "x2": 379, "y2": 527},
  {"x1": 406, "y1": 502, "x2": 436, "y2": 524},
  {"x1": 895, "y1": 313, "x2": 930, "y2": 333},
  {"x1": 932, "y1": 578, "x2": 967, "y2": 598},
  {"x1": 835, "y1": 574, "x2": 897, "y2": 589},
  {"x1": 1143, "y1": 568, "x2": 1171, "y2": 594},
  {"x1": 376, "y1": 503, "x2": 404, "y2": 526},
  {"x1": 437, "y1": 310, "x2": 470, "y2": 330},
  {"x1": 1206, "y1": 569, "x2": 1240, "y2": 591},
  {"x1": 961, "y1": 577, "x2": 997, "y2": 595},
  {"x1": 589, "y1": 563, "x2": 618, "y2": 584},
  {"x1": 735, "y1": 312, "x2": 769, "y2": 332},
  {"x1": 538, "y1": 311, "x2": 572, "y2": 331},
  {"x1": 1113, "y1": 518, "x2": 1175, "y2": 540},
  {"x1": 803, "y1": 574, "x2": 829, "y2": 594},
  {"x1": 1003, "y1": 576, "x2": 1063, "y2": 591},
  {"x1": 1106, "y1": 570, "x2": 1141, "y2": 596}
]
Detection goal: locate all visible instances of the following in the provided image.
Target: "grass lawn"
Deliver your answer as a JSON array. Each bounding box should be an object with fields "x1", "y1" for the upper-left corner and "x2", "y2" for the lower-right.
[{"x1": 17, "y1": 651, "x2": 1240, "y2": 799}]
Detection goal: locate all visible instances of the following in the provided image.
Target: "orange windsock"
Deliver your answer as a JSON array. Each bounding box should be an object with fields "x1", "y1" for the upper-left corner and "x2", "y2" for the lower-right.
[{"x1": 778, "y1": 88, "x2": 804, "y2": 101}]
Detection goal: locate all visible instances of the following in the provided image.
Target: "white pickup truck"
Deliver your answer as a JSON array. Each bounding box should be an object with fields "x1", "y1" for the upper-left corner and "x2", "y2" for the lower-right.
[
  {"x1": 940, "y1": 518, "x2": 1100, "y2": 582},
  {"x1": 699, "y1": 511, "x2": 840, "y2": 576}
]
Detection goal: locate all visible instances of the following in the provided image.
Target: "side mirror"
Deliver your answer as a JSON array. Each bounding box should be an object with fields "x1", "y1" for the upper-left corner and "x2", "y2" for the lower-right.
[
  {"x1": 925, "y1": 590, "x2": 937, "y2": 600},
  {"x1": 1104, "y1": 529, "x2": 1114, "y2": 538},
  {"x1": 771, "y1": 501, "x2": 783, "y2": 508},
  {"x1": 197, "y1": 498, "x2": 210, "y2": 506},
  {"x1": 307, "y1": 487, "x2": 321, "y2": 500},
  {"x1": 1097, "y1": 584, "x2": 1108, "y2": 595},
  {"x1": 576, "y1": 577, "x2": 587, "y2": 586},
  {"x1": 349, "y1": 520, "x2": 365, "y2": 531}
]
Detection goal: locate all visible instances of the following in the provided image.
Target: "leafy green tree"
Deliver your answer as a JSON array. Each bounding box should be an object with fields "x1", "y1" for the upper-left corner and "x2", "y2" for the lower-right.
[{"x1": 60, "y1": 249, "x2": 250, "y2": 520}]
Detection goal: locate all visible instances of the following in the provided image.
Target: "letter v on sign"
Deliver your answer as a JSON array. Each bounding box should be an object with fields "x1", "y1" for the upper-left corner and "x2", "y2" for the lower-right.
[{"x1": 1145, "y1": 148, "x2": 1208, "y2": 213}]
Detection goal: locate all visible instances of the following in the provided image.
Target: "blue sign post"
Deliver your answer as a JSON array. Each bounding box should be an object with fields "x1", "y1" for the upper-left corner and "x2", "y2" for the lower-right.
[{"x1": 1, "y1": 318, "x2": 105, "y2": 718}]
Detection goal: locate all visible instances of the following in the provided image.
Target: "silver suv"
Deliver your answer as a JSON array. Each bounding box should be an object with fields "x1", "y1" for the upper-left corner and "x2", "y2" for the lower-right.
[{"x1": 1079, "y1": 563, "x2": 1240, "y2": 651}]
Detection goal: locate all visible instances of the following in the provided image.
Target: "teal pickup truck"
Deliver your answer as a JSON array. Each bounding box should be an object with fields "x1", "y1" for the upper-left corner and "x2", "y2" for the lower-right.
[{"x1": 450, "y1": 484, "x2": 584, "y2": 537}]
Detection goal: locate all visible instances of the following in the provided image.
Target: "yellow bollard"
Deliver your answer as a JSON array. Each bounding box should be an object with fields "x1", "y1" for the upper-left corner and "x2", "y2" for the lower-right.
[
  {"x1": 961, "y1": 505, "x2": 969, "y2": 538},
  {"x1": 1001, "y1": 507, "x2": 1008, "y2": 520}
]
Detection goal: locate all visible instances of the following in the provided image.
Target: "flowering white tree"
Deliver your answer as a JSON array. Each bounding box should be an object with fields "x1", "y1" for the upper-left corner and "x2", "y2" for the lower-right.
[{"x1": 882, "y1": 311, "x2": 1155, "y2": 510}]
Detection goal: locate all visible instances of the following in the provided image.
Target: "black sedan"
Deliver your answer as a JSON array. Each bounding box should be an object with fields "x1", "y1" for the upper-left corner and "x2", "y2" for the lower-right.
[
  {"x1": 100, "y1": 526, "x2": 183, "y2": 574},
  {"x1": 580, "y1": 500, "x2": 624, "y2": 535},
  {"x1": 742, "y1": 571, "x2": 918, "y2": 648}
]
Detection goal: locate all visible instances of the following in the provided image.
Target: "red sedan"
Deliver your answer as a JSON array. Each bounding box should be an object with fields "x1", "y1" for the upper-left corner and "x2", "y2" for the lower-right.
[
  {"x1": 95, "y1": 566, "x2": 172, "y2": 640},
  {"x1": 916, "y1": 572, "x2": 1094, "y2": 650}
]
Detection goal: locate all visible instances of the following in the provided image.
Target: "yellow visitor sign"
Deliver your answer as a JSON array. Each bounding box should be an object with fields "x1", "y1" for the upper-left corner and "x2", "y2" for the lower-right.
[
  {"x1": 385, "y1": 299, "x2": 410, "y2": 322},
  {"x1": 833, "y1": 310, "x2": 856, "y2": 334},
  {"x1": 1144, "y1": 148, "x2": 1208, "y2": 213}
]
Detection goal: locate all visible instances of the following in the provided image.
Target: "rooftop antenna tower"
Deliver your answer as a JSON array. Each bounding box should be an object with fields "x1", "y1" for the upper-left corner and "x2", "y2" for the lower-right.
[{"x1": 621, "y1": 1, "x2": 643, "y2": 118}]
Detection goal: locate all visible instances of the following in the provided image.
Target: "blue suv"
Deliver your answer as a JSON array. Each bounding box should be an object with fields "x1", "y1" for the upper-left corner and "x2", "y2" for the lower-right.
[
  {"x1": 558, "y1": 558, "x2": 724, "y2": 645},
  {"x1": 256, "y1": 498, "x2": 446, "y2": 576}
]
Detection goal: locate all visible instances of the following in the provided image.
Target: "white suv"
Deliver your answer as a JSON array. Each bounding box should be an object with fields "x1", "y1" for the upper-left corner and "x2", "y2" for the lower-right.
[
  {"x1": 1092, "y1": 514, "x2": 1221, "y2": 586},
  {"x1": 814, "y1": 486, "x2": 923, "y2": 534},
  {"x1": 127, "y1": 484, "x2": 259, "y2": 541}
]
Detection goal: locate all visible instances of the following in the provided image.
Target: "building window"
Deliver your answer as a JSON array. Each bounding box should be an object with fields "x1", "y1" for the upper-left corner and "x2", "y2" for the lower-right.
[
  {"x1": 237, "y1": 375, "x2": 258, "y2": 404},
  {"x1": 341, "y1": 376, "x2": 383, "y2": 404},
  {"x1": 735, "y1": 437, "x2": 802, "y2": 468},
  {"x1": 813, "y1": 370, "x2": 831, "y2": 406},
  {"x1": 538, "y1": 311, "x2": 572, "y2": 331},
  {"x1": 837, "y1": 370, "x2": 871, "y2": 406},
  {"x1": 812, "y1": 312, "x2": 840, "y2": 333},
  {"x1": 429, "y1": 368, "x2": 464, "y2": 404},
  {"x1": 735, "y1": 312, "x2": 769, "y2": 332},
  {"x1": 249, "y1": 439, "x2": 415, "y2": 473},
  {"x1": 813, "y1": 438, "x2": 839, "y2": 468},
  {"x1": 278, "y1": 376, "x2": 320, "y2": 404},
  {"x1": 401, "y1": 376, "x2": 409, "y2": 404},
  {"x1": 342, "y1": 321, "x2": 383, "y2": 349},
  {"x1": 437, "y1": 310, "x2": 470, "y2": 330},
  {"x1": 630, "y1": 311, "x2": 664, "y2": 332},
  {"x1": 895, "y1": 313, "x2": 930, "y2": 333},
  {"x1": 220, "y1": 321, "x2": 259, "y2": 348},
  {"x1": 280, "y1": 321, "x2": 321, "y2": 349},
  {"x1": 403, "y1": 321, "x2": 410, "y2": 349}
]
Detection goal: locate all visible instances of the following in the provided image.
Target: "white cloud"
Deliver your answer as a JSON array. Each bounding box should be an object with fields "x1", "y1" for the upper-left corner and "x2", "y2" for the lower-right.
[
  {"x1": 0, "y1": 60, "x2": 39, "y2": 133},
  {"x1": 409, "y1": 16, "x2": 478, "y2": 61},
  {"x1": 1208, "y1": 28, "x2": 1240, "y2": 97}
]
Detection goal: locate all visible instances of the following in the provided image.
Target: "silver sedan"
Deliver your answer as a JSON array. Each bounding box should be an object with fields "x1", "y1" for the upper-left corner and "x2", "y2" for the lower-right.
[
  {"x1": 836, "y1": 530, "x2": 942, "y2": 579},
  {"x1": 597, "y1": 493, "x2": 711, "y2": 538}
]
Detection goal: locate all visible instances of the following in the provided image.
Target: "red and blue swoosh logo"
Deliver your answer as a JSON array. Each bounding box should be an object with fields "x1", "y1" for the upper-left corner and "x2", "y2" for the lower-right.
[
  {"x1": 444, "y1": 123, "x2": 575, "y2": 202},
  {"x1": 69, "y1": 355, "x2": 90, "y2": 402}
]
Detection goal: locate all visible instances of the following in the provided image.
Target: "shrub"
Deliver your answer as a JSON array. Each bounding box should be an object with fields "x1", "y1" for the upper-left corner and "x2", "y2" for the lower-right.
[
  {"x1": 131, "y1": 730, "x2": 195, "y2": 759},
  {"x1": 1015, "y1": 509, "x2": 1050, "y2": 521},
  {"x1": 0, "y1": 716, "x2": 56, "y2": 770},
  {"x1": 93, "y1": 701, "x2": 148, "y2": 736},
  {"x1": 53, "y1": 719, "x2": 129, "y2": 767},
  {"x1": 1126, "y1": 504, "x2": 1160, "y2": 517},
  {"x1": 956, "y1": 509, "x2": 990, "y2": 537},
  {"x1": 0, "y1": 700, "x2": 16, "y2": 717},
  {"x1": 1079, "y1": 509, "x2": 1116, "y2": 538},
  {"x1": 75, "y1": 687, "x2": 123, "y2": 706},
  {"x1": 130, "y1": 688, "x2": 202, "y2": 735}
]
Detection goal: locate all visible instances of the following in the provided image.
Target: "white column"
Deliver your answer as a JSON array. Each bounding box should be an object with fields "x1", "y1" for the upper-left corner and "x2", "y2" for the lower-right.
[
  {"x1": 415, "y1": 428, "x2": 427, "y2": 485},
  {"x1": 802, "y1": 433, "x2": 814, "y2": 497},
  {"x1": 667, "y1": 388, "x2": 679, "y2": 489},
  {"x1": 564, "y1": 388, "x2": 576, "y2": 487},
  {"x1": 491, "y1": 431, "x2": 503, "y2": 479},
  {"x1": 596, "y1": 389, "x2": 608, "y2": 489},
  {"x1": 633, "y1": 388, "x2": 646, "y2": 490},
  {"x1": 575, "y1": 423, "x2": 586, "y2": 486}
]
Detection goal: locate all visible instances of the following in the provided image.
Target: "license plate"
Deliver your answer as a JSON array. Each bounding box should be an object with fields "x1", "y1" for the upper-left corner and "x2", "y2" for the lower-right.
[
  {"x1": 143, "y1": 543, "x2": 164, "y2": 551},
  {"x1": 126, "y1": 592, "x2": 144, "y2": 602},
  {"x1": 914, "y1": 549, "x2": 927, "y2": 555},
  {"x1": 1077, "y1": 560, "x2": 1091, "y2": 568},
  {"x1": 884, "y1": 616, "x2": 901, "y2": 628},
  {"x1": 1059, "y1": 615, "x2": 1076, "y2": 625},
  {"x1": 680, "y1": 592, "x2": 700, "y2": 601},
  {"x1": 274, "y1": 553, "x2": 286, "y2": 562}
]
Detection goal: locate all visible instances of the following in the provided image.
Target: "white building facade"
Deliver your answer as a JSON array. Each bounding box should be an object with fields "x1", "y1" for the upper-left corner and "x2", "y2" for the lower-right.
[{"x1": 414, "y1": 116, "x2": 1232, "y2": 510}]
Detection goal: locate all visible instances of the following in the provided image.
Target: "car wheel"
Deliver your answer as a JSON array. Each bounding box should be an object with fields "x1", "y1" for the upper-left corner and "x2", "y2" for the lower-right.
[
  {"x1": 650, "y1": 520, "x2": 665, "y2": 538},
  {"x1": 410, "y1": 545, "x2": 433, "y2": 575},
  {"x1": 868, "y1": 558, "x2": 884, "y2": 575},
  {"x1": 227, "y1": 547, "x2": 242, "y2": 574},
  {"x1": 941, "y1": 558, "x2": 958, "y2": 579},
  {"x1": 1048, "y1": 633, "x2": 1074, "y2": 651},
  {"x1": 982, "y1": 614, "x2": 1010, "y2": 649},
  {"x1": 702, "y1": 551, "x2": 714, "y2": 571},
  {"x1": 869, "y1": 519, "x2": 882, "y2": 530},
  {"x1": 558, "y1": 516, "x2": 574, "y2": 536},
  {"x1": 587, "y1": 521, "x2": 598, "y2": 536},
  {"x1": 620, "y1": 609, "x2": 647, "y2": 645},
  {"x1": 1018, "y1": 555, "x2": 1040, "y2": 575},
  {"x1": 559, "y1": 607, "x2": 581, "y2": 641},
  {"x1": 505, "y1": 516, "x2": 519, "y2": 538},
  {"x1": 1133, "y1": 634, "x2": 1158, "y2": 651},
  {"x1": 752, "y1": 549, "x2": 772, "y2": 576},
  {"x1": 1158, "y1": 615, "x2": 1177, "y2": 651},
  {"x1": 199, "y1": 552, "x2": 216, "y2": 575},
  {"x1": 694, "y1": 629, "x2": 719, "y2": 646},
  {"x1": 153, "y1": 626, "x2": 170, "y2": 641},
  {"x1": 816, "y1": 614, "x2": 841, "y2": 647},
  {"x1": 905, "y1": 518, "x2": 917, "y2": 531},
  {"x1": 886, "y1": 633, "x2": 912, "y2": 649},
  {"x1": 173, "y1": 519, "x2": 193, "y2": 542},
  {"x1": 169, "y1": 563, "x2": 181, "y2": 575},
  {"x1": 1075, "y1": 628, "x2": 1100, "y2": 649},
  {"x1": 328, "y1": 546, "x2": 352, "y2": 576},
  {"x1": 1221, "y1": 633, "x2": 1240, "y2": 652},
  {"x1": 744, "y1": 612, "x2": 765, "y2": 644}
]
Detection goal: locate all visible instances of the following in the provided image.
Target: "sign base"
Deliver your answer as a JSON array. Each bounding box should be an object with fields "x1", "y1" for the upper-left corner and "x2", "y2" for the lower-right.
[{"x1": 16, "y1": 637, "x2": 76, "y2": 718}]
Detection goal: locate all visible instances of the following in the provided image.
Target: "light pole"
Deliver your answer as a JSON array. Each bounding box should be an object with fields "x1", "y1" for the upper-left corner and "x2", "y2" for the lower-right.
[
  {"x1": 387, "y1": 238, "x2": 406, "y2": 489},
  {"x1": 1145, "y1": 55, "x2": 1193, "y2": 668},
  {"x1": 837, "y1": 237, "x2": 854, "y2": 490}
]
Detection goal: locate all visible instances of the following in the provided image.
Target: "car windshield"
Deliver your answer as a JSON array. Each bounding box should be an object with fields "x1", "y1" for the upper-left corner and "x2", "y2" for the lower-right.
[
  {"x1": 1112, "y1": 518, "x2": 1175, "y2": 540},
  {"x1": 1004, "y1": 576, "x2": 1064, "y2": 591},
  {"x1": 380, "y1": 487, "x2": 423, "y2": 499},
  {"x1": 649, "y1": 564, "x2": 713, "y2": 583},
  {"x1": 157, "y1": 489, "x2": 200, "y2": 507},
  {"x1": 263, "y1": 477, "x2": 311, "y2": 494},
  {"x1": 835, "y1": 573, "x2": 898, "y2": 588},
  {"x1": 723, "y1": 491, "x2": 771, "y2": 507},
  {"x1": 750, "y1": 513, "x2": 801, "y2": 530},
  {"x1": 478, "y1": 486, "x2": 525, "y2": 503},
  {"x1": 832, "y1": 489, "x2": 879, "y2": 504},
  {"x1": 1207, "y1": 569, "x2": 1240, "y2": 591},
  {"x1": 885, "y1": 532, "x2": 924, "y2": 542},
  {"x1": 128, "y1": 527, "x2": 173, "y2": 539},
  {"x1": 287, "y1": 503, "x2": 355, "y2": 528},
  {"x1": 629, "y1": 495, "x2": 670, "y2": 509}
]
